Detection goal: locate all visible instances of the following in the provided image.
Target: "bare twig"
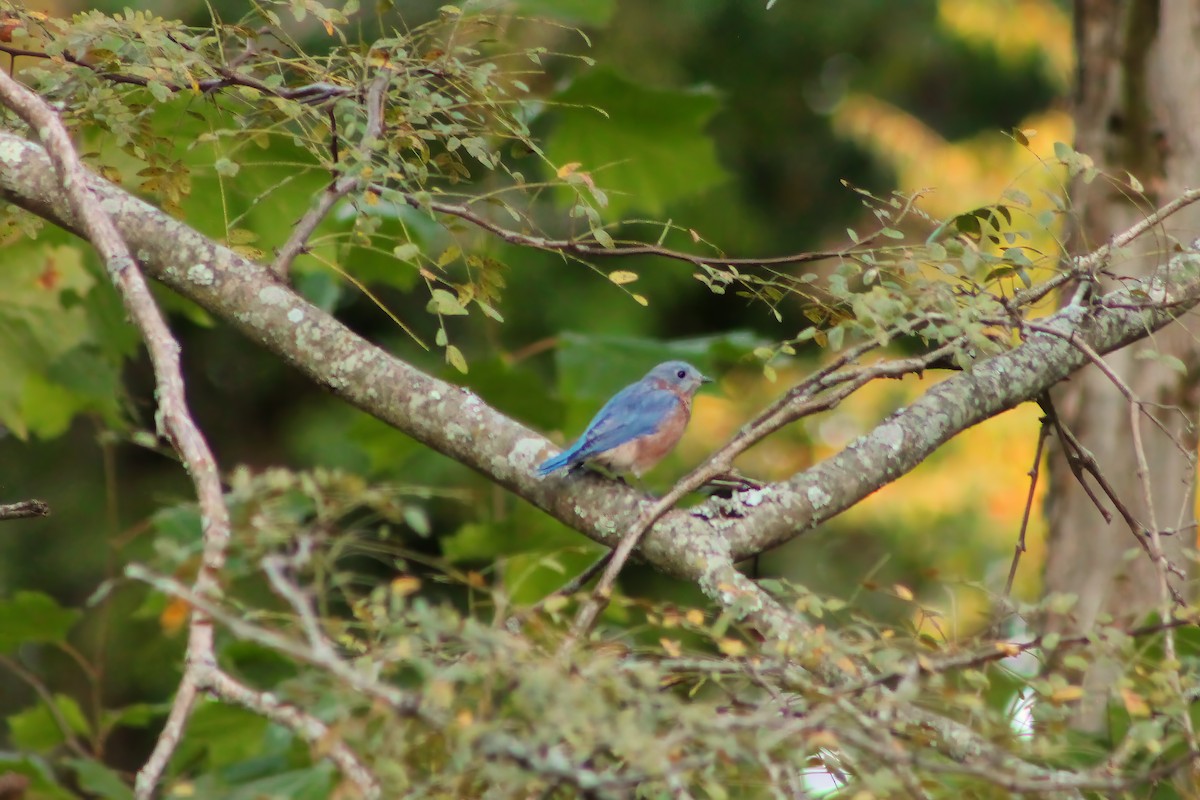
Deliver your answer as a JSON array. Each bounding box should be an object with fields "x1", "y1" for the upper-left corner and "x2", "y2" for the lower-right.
[
  {"x1": 0, "y1": 71, "x2": 289, "y2": 800},
  {"x1": 1004, "y1": 414, "x2": 1049, "y2": 597},
  {"x1": 126, "y1": 565, "x2": 417, "y2": 716},
  {"x1": 1128, "y1": 398, "x2": 1199, "y2": 761},
  {"x1": 272, "y1": 68, "x2": 395, "y2": 278},
  {"x1": 1025, "y1": 321, "x2": 1187, "y2": 453},
  {"x1": 0, "y1": 41, "x2": 354, "y2": 104},
  {"x1": 1028, "y1": 323, "x2": 1190, "y2": 599},
  {"x1": 0, "y1": 654, "x2": 90, "y2": 758},
  {"x1": 1038, "y1": 396, "x2": 1188, "y2": 588},
  {"x1": 1005, "y1": 188, "x2": 1200, "y2": 312},
  {"x1": 0, "y1": 499, "x2": 49, "y2": 521}
]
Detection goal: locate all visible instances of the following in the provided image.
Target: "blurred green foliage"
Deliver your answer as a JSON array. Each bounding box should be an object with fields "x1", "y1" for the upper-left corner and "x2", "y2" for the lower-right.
[{"x1": 7, "y1": 0, "x2": 1185, "y2": 797}]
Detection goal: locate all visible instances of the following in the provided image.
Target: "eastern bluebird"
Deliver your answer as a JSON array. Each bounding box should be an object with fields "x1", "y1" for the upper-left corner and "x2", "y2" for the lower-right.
[{"x1": 537, "y1": 360, "x2": 712, "y2": 478}]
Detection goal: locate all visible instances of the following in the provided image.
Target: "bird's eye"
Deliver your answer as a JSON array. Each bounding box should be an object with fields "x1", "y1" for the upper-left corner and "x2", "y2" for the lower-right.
[{"x1": 676, "y1": 369, "x2": 687, "y2": 379}]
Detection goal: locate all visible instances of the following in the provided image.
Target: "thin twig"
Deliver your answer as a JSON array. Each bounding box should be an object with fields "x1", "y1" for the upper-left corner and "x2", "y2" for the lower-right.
[
  {"x1": 1004, "y1": 415, "x2": 1049, "y2": 597},
  {"x1": 272, "y1": 68, "x2": 395, "y2": 278},
  {"x1": 1129, "y1": 398, "x2": 1198, "y2": 760},
  {"x1": 1039, "y1": 396, "x2": 1187, "y2": 585},
  {"x1": 0, "y1": 499, "x2": 49, "y2": 521},
  {"x1": 1026, "y1": 321, "x2": 1188, "y2": 454},
  {"x1": 1038, "y1": 396, "x2": 1115, "y2": 523},
  {"x1": 0, "y1": 41, "x2": 354, "y2": 104},
  {"x1": 0, "y1": 69, "x2": 250, "y2": 800},
  {"x1": 1029, "y1": 323, "x2": 1191, "y2": 596},
  {"x1": 0, "y1": 653, "x2": 91, "y2": 758}
]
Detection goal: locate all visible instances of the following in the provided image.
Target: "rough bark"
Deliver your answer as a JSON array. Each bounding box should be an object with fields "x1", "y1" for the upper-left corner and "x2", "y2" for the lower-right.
[{"x1": 1045, "y1": 0, "x2": 1200, "y2": 730}]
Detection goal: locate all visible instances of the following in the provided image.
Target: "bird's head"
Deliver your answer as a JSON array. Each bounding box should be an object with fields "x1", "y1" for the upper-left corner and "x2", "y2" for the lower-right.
[{"x1": 647, "y1": 360, "x2": 712, "y2": 396}]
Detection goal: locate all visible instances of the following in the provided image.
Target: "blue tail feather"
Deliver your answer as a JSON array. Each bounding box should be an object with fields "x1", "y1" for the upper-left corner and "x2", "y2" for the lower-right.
[{"x1": 537, "y1": 444, "x2": 579, "y2": 477}]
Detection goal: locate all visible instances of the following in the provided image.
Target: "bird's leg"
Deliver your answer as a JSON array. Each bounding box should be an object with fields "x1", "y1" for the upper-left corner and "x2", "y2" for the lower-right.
[{"x1": 575, "y1": 462, "x2": 630, "y2": 486}]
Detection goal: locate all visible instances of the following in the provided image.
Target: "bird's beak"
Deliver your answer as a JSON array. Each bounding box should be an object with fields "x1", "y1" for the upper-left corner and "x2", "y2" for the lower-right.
[{"x1": 701, "y1": 374, "x2": 714, "y2": 385}]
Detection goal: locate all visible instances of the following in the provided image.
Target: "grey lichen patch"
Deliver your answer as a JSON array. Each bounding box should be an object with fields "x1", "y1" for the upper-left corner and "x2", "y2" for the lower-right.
[
  {"x1": 187, "y1": 263, "x2": 215, "y2": 287},
  {"x1": 510, "y1": 436, "x2": 547, "y2": 471},
  {"x1": 444, "y1": 422, "x2": 469, "y2": 443},
  {"x1": 287, "y1": 308, "x2": 304, "y2": 323},
  {"x1": 99, "y1": 196, "x2": 124, "y2": 215},
  {"x1": 593, "y1": 516, "x2": 618, "y2": 537},
  {"x1": 875, "y1": 421, "x2": 904, "y2": 454},
  {"x1": 741, "y1": 487, "x2": 768, "y2": 507},
  {"x1": 806, "y1": 484, "x2": 831, "y2": 509},
  {"x1": 0, "y1": 137, "x2": 28, "y2": 165},
  {"x1": 257, "y1": 285, "x2": 291, "y2": 306}
]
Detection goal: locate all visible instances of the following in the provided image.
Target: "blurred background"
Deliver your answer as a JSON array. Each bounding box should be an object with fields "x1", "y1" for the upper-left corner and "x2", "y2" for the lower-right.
[{"x1": 1, "y1": 0, "x2": 1070, "y2": 772}]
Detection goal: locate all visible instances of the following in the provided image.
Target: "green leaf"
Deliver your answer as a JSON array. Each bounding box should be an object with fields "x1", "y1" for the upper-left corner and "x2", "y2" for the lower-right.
[
  {"x1": 219, "y1": 765, "x2": 335, "y2": 800},
  {"x1": 67, "y1": 759, "x2": 134, "y2": 800},
  {"x1": 177, "y1": 703, "x2": 269, "y2": 768},
  {"x1": 213, "y1": 157, "x2": 239, "y2": 176},
  {"x1": 0, "y1": 754, "x2": 73, "y2": 799},
  {"x1": 0, "y1": 244, "x2": 127, "y2": 438},
  {"x1": 1135, "y1": 349, "x2": 1188, "y2": 374},
  {"x1": 0, "y1": 592, "x2": 81, "y2": 654},
  {"x1": 427, "y1": 289, "x2": 468, "y2": 316},
  {"x1": 545, "y1": 68, "x2": 727, "y2": 217},
  {"x1": 8, "y1": 695, "x2": 88, "y2": 752},
  {"x1": 295, "y1": 270, "x2": 342, "y2": 313},
  {"x1": 393, "y1": 242, "x2": 421, "y2": 262},
  {"x1": 445, "y1": 344, "x2": 468, "y2": 374}
]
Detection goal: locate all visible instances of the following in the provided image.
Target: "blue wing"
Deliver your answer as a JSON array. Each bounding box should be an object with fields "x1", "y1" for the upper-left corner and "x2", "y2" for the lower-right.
[{"x1": 537, "y1": 385, "x2": 678, "y2": 476}]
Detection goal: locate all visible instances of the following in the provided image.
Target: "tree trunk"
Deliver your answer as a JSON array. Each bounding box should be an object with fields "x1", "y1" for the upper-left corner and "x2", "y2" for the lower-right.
[{"x1": 1044, "y1": 0, "x2": 1200, "y2": 730}]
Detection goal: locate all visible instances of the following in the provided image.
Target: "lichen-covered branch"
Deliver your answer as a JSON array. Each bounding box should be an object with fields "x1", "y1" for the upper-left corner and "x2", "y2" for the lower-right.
[{"x1": 3, "y1": 130, "x2": 1200, "y2": 588}]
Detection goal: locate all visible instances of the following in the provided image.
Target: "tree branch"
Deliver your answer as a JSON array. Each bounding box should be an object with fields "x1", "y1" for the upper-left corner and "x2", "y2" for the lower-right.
[
  {"x1": 0, "y1": 76, "x2": 241, "y2": 800},
  {"x1": 0, "y1": 499, "x2": 49, "y2": 521},
  {"x1": 3, "y1": 129, "x2": 1200, "y2": 590},
  {"x1": 272, "y1": 67, "x2": 395, "y2": 278}
]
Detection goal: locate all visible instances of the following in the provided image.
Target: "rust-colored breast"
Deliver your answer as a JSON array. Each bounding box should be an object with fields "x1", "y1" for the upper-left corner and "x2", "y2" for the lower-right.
[{"x1": 593, "y1": 391, "x2": 694, "y2": 477}]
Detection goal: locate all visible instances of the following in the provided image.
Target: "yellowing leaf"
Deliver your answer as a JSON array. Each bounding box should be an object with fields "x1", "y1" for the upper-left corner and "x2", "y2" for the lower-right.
[
  {"x1": 436, "y1": 246, "x2": 462, "y2": 268},
  {"x1": 660, "y1": 638, "x2": 682, "y2": 657},
  {"x1": 893, "y1": 584, "x2": 914, "y2": 601},
  {"x1": 1049, "y1": 685, "x2": 1085, "y2": 705},
  {"x1": 1121, "y1": 687, "x2": 1151, "y2": 717},
  {"x1": 225, "y1": 228, "x2": 258, "y2": 245},
  {"x1": 807, "y1": 731, "x2": 839, "y2": 749},
  {"x1": 427, "y1": 680, "x2": 455, "y2": 708},
  {"x1": 608, "y1": 270, "x2": 638, "y2": 285},
  {"x1": 160, "y1": 597, "x2": 190, "y2": 636},
  {"x1": 556, "y1": 161, "x2": 583, "y2": 178},
  {"x1": 446, "y1": 344, "x2": 468, "y2": 374},
  {"x1": 542, "y1": 594, "x2": 569, "y2": 614},
  {"x1": 717, "y1": 638, "x2": 747, "y2": 657},
  {"x1": 994, "y1": 642, "x2": 1021, "y2": 657},
  {"x1": 391, "y1": 576, "x2": 421, "y2": 597}
]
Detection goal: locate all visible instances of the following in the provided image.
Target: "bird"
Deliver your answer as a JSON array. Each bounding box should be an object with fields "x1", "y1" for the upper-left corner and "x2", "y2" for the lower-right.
[{"x1": 537, "y1": 360, "x2": 712, "y2": 478}]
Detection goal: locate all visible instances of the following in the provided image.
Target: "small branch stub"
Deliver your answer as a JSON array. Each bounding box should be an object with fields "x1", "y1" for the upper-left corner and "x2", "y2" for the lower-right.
[{"x1": 0, "y1": 499, "x2": 50, "y2": 521}]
